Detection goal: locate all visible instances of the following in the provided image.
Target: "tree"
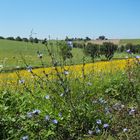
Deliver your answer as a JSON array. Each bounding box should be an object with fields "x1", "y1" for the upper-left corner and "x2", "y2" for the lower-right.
[
  {"x1": 22, "y1": 38, "x2": 29, "y2": 42},
  {"x1": 34, "y1": 38, "x2": 39, "y2": 43},
  {"x1": 6, "y1": 37, "x2": 15, "y2": 41},
  {"x1": 98, "y1": 36, "x2": 106, "y2": 40},
  {"x1": 101, "y1": 42, "x2": 118, "y2": 60},
  {"x1": 85, "y1": 37, "x2": 91, "y2": 41},
  {"x1": 0, "y1": 36, "x2": 5, "y2": 39},
  {"x1": 16, "y1": 36, "x2": 22, "y2": 41},
  {"x1": 42, "y1": 38, "x2": 47, "y2": 44},
  {"x1": 84, "y1": 43, "x2": 99, "y2": 62}
]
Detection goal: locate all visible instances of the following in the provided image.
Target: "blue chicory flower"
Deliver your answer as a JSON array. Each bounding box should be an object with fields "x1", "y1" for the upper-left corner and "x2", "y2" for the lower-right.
[
  {"x1": 52, "y1": 119, "x2": 58, "y2": 124},
  {"x1": 96, "y1": 119, "x2": 102, "y2": 124}
]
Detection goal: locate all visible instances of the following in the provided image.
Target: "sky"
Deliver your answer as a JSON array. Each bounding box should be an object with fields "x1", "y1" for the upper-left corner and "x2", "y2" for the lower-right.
[{"x1": 0, "y1": 0, "x2": 140, "y2": 39}]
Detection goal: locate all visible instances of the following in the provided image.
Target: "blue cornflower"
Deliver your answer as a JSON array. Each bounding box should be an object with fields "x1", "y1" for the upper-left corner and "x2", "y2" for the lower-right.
[
  {"x1": 96, "y1": 119, "x2": 102, "y2": 125},
  {"x1": 52, "y1": 119, "x2": 58, "y2": 124},
  {"x1": 21, "y1": 135, "x2": 29, "y2": 140}
]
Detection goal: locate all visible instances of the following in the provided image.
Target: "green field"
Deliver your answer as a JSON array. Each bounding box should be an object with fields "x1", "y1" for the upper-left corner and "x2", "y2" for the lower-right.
[
  {"x1": 0, "y1": 39, "x2": 140, "y2": 71},
  {"x1": 120, "y1": 39, "x2": 140, "y2": 45}
]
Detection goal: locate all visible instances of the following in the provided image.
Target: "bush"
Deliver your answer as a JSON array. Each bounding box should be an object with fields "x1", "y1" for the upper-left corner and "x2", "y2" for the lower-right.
[
  {"x1": 84, "y1": 43, "x2": 99, "y2": 61},
  {"x1": 15, "y1": 36, "x2": 22, "y2": 41},
  {"x1": 6, "y1": 37, "x2": 15, "y2": 41},
  {"x1": 101, "y1": 42, "x2": 118, "y2": 60}
]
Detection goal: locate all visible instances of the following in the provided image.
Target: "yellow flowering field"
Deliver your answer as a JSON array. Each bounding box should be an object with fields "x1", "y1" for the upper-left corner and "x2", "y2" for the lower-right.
[{"x1": 0, "y1": 59, "x2": 134, "y2": 85}]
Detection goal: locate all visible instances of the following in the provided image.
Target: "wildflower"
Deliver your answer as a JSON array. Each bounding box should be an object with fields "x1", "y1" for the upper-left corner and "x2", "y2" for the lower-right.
[
  {"x1": 45, "y1": 95, "x2": 50, "y2": 99},
  {"x1": 52, "y1": 119, "x2": 58, "y2": 124},
  {"x1": 123, "y1": 128, "x2": 128, "y2": 132},
  {"x1": 32, "y1": 109, "x2": 41, "y2": 115},
  {"x1": 126, "y1": 49, "x2": 131, "y2": 53},
  {"x1": 45, "y1": 115, "x2": 50, "y2": 121},
  {"x1": 67, "y1": 41, "x2": 73, "y2": 48},
  {"x1": 129, "y1": 108, "x2": 135, "y2": 115},
  {"x1": 19, "y1": 79, "x2": 25, "y2": 84},
  {"x1": 21, "y1": 135, "x2": 29, "y2": 140},
  {"x1": 27, "y1": 66, "x2": 32, "y2": 72},
  {"x1": 136, "y1": 56, "x2": 140, "y2": 59},
  {"x1": 64, "y1": 70, "x2": 69, "y2": 75},
  {"x1": 95, "y1": 128, "x2": 101, "y2": 134},
  {"x1": 88, "y1": 130, "x2": 93, "y2": 135},
  {"x1": 103, "y1": 124, "x2": 109, "y2": 128},
  {"x1": 96, "y1": 119, "x2": 102, "y2": 124}
]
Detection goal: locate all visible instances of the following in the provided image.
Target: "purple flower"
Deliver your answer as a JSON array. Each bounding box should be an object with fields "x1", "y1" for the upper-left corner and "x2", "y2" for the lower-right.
[
  {"x1": 21, "y1": 135, "x2": 29, "y2": 140},
  {"x1": 126, "y1": 49, "x2": 131, "y2": 53},
  {"x1": 88, "y1": 130, "x2": 93, "y2": 135},
  {"x1": 32, "y1": 109, "x2": 41, "y2": 115},
  {"x1": 52, "y1": 119, "x2": 58, "y2": 124},
  {"x1": 136, "y1": 56, "x2": 140, "y2": 59},
  {"x1": 96, "y1": 119, "x2": 102, "y2": 124},
  {"x1": 103, "y1": 124, "x2": 109, "y2": 128}
]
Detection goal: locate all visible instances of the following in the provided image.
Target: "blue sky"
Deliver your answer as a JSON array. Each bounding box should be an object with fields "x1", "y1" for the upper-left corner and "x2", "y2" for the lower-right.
[{"x1": 0, "y1": 0, "x2": 140, "y2": 39}]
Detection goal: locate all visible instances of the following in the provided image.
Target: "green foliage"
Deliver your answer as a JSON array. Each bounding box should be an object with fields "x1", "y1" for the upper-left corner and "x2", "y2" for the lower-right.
[
  {"x1": 59, "y1": 41, "x2": 73, "y2": 61},
  {"x1": 0, "y1": 43, "x2": 140, "y2": 139},
  {"x1": 16, "y1": 36, "x2": 22, "y2": 41},
  {"x1": 84, "y1": 43, "x2": 99, "y2": 61},
  {"x1": 101, "y1": 42, "x2": 118, "y2": 60}
]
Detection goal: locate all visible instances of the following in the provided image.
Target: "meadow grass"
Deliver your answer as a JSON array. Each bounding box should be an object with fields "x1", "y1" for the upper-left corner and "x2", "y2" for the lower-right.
[
  {"x1": 0, "y1": 39, "x2": 135, "y2": 72},
  {"x1": 120, "y1": 39, "x2": 140, "y2": 45}
]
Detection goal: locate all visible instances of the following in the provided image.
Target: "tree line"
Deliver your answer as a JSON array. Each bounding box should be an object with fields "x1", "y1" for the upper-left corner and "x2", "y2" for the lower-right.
[{"x1": 0, "y1": 36, "x2": 47, "y2": 44}]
